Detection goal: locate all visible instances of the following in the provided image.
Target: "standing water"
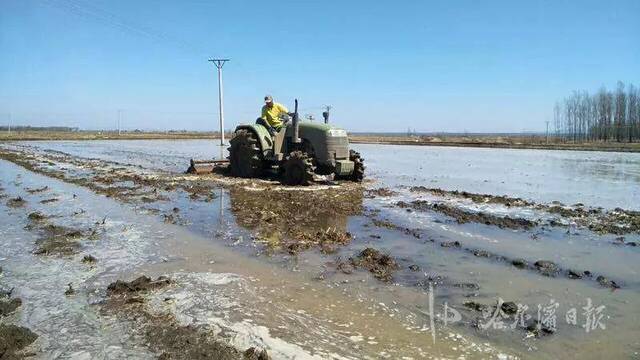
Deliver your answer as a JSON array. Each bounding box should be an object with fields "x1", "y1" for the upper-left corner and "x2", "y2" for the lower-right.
[{"x1": 1, "y1": 140, "x2": 639, "y2": 359}]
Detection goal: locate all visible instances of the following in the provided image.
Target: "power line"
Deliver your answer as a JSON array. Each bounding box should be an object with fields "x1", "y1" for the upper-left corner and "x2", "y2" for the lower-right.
[{"x1": 42, "y1": 0, "x2": 209, "y2": 57}]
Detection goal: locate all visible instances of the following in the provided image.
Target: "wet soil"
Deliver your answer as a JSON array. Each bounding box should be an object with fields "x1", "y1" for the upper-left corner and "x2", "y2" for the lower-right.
[
  {"x1": 102, "y1": 276, "x2": 269, "y2": 360},
  {"x1": 406, "y1": 186, "x2": 640, "y2": 235},
  {"x1": 39, "y1": 198, "x2": 59, "y2": 204},
  {"x1": 229, "y1": 185, "x2": 363, "y2": 252},
  {"x1": 364, "y1": 187, "x2": 398, "y2": 198},
  {"x1": 24, "y1": 186, "x2": 49, "y2": 194},
  {"x1": 26, "y1": 211, "x2": 47, "y2": 222},
  {"x1": 81, "y1": 254, "x2": 97, "y2": 264},
  {"x1": 0, "y1": 324, "x2": 38, "y2": 359},
  {"x1": 144, "y1": 316, "x2": 269, "y2": 360},
  {"x1": 32, "y1": 223, "x2": 84, "y2": 256},
  {"x1": 349, "y1": 247, "x2": 400, "y2": 282},
  {"x1": 0, "y1": 298, "x2": 22, "y2": 317},
  {"x1": 107, "y1": 275, "x2": 172, "y2": 295},
  {"x1": 370, "y1": 217, "x2": 422, "y2": 238},
  {"x1": 364, "y1": 207, "x2": 625, "y2": 288},
  {"x1": 6, "y1": 197, "x2": 26, "y2": 208},
  {"x1": 0, "y1": 147, "x2": 365, "y2": 257},
  {"x1": 397, "y1": 200, "x2": 537, "y2": 230},
  {"x1": 1, "y1": 144, "x2": 637, "y2": 358},
  {"x1": 285, "y1": 228, "x2": 352, "y2": 255},
  {"x1": 409, "y1": 186, "x2": 534, "y2": 207}
]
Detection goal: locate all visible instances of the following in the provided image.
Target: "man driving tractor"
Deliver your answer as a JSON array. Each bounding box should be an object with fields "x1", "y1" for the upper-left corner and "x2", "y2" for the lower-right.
[{"x1": 257, "y1": 95, "x2": 289, "y2": 136}]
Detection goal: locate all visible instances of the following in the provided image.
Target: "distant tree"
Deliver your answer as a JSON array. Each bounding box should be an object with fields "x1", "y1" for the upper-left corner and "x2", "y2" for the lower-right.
[{"x1": 554, "y1": 82, "x2": 638, "y2": 143}]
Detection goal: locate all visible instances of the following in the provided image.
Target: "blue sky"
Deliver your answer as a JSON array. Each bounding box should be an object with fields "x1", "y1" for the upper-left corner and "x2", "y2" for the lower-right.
[{"x1": 1, "y1": 0, "x2": 639, "y2": 132}]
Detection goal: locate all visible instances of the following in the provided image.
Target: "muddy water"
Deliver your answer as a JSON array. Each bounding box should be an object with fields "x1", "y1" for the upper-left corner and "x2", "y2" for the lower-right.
[{"x1": 1, "y1": 140, "x2": 640, "y2": 359}]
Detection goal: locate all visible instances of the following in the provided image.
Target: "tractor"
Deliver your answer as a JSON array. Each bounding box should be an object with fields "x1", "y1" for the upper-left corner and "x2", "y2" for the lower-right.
[{"x1": 227, "y1": 99, "x2": 364, "y2": 185}]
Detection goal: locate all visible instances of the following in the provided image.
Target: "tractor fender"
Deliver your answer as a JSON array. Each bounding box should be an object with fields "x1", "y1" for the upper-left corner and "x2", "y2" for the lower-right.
[{"x1": 234, "y1": 124, "x2": 274, "y2": 156}]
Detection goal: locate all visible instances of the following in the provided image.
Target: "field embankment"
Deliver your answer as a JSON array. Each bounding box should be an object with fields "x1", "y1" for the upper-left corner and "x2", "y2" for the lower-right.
[{"x1": 1, "y1": 130, "x2": 640, "y2": 152}]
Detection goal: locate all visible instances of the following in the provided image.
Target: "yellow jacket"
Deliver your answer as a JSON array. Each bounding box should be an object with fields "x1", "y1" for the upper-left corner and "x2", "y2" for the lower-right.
[{"x1": 261, "y1": 102, "x2": 289, "y2": 129}]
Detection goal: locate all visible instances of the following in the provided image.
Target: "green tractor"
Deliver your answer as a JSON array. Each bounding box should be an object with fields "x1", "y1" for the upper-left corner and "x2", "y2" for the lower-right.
[{"x1": 228, "y1": 100, "x2": 364, "y2": 185}]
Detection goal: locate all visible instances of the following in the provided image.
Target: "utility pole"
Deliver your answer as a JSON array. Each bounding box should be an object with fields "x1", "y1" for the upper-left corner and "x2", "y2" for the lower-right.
[
  {"x1": 117, "y1": 109, "x2": 122, "y2": 136},
  {"x1": 7, "y1": 113, "x2": 11, "y2": 135},
  {"x1": 208, "y1": 58, "x2": 229, "y2": 146},
  {"x1": 545, "y1": 120, "x2": 550, "y2": 144}
]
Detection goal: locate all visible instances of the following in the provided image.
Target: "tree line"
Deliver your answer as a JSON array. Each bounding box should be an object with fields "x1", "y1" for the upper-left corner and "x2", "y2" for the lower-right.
[{"x1": 553, "y1": 82, "x2": 640, "y2": 142}]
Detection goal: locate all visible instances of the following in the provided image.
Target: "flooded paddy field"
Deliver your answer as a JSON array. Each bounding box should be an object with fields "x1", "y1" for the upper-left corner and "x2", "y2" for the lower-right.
[{"x1": 1, "y1": 140, "x2": 639, "y2": 359}]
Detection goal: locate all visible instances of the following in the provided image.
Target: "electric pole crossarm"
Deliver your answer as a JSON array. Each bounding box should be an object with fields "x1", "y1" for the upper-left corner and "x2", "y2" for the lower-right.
[{"x1": 208, "y1": 58, "x2": 229, "y2": 147}]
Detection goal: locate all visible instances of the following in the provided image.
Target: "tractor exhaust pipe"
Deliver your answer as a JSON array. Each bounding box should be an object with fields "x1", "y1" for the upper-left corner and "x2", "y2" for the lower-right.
[{"x1": 292, "y1": 99, "x2": 301, "y2": 144}]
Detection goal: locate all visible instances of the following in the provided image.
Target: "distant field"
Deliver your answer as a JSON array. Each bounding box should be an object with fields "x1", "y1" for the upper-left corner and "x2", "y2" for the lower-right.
[
  {"x1": 349, "y1": 134, "x2": 640, "y2": 152},
  {"x1": 1, "y1": 130, "x2": 639, "y2": 152},
  {"x1": 0, "y1": 131, "x2": 220, "y2": 141}
]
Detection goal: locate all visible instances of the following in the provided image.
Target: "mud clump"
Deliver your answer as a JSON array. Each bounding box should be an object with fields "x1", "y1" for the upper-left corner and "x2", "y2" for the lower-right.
[
  {"x1": 511, "y1": 258, "x2": 527, "y2": 269},
  {"x1": 64, "y1": 283, "x2": 75, "y2": 296},
  {"x1": 0, "y1": 298, "x2": 22, "y2": 317},
  {"x1": 567, "y1": 270, "x2": 585, "y2": 279},
  {"x1": 547, "y1": 205, "x2": 590, "y2": 218},
  {"x1": 143, "y1": 316, "x2": 267, "y2": 360},
  {"x1": 6, "y1": 196, "x2": 26, "y2": 208},
  {"x1": 397, "y1": 200, "x2": 537, "y2": 230},
  {"x1": 440, "y1": 241, "x2": 461, "y2": 248},
  {"x1": 0, "y1": 324, "x2": 38, "y2": 358},
  {"x1": 334, "y1": 258, "x2": 355, "y2": 275},
  {"x1": 525, "y1": 320, "x2": 555, "y2": 337},
  {"x1": 596, "y1": 275, "x2": 620, "y2": 289},
  {"x1": 244, "y1": 347, "x2": 271, "y2": 360},
  {"x1": 371, "y1": 219, "x2": 396, "y2": 229},
  {"x1": 501, "y1": 301, "x2": 518, "y2": 315},
  {"x1": 286, "y1": 228, "x2": 352, "y2": 254},
  {"x1": 27, "y1": 211, "x2": 47, "y2": 222},
  {"x1": 82, "y1": 254, "x2": 97, "y2": 264},
  {"x1": 33, "y1": 224, "x2": 84, "y2": 256},
  {"x1": 163, "y1": 213, "x2": 178, "y2": 224},
  {"x1": 39, "y1": 198, "x2": 59, "y2": 204},
  {"x1": 584, "y1": 208, "x2": 640, "y2": 235},
  {"x1": 229, "y1": 185, "x2": 363, "y2": 254},
  {"x1": 409, "y1": 186, "x2": 534, "y2": 207},
  {"x1": 107, "y1": 275, "x2": 171, "y2": 295},
  {"x1": 464, "y1": 301, "x2": 489, "y2": 313},
  {"x1": 364, "y1": 187, "x2": 398, "y2": 198},
  {"x1": 104, "y1": 298, "x2": 268, "y2": 360},
  {"x1": 370, "y1": 218, "x2": 421, "y2": 239},
  {"x1": 534, "y1": 260, "x2": 559, "y2": 277},
  {"x1": 473, "y1": 249, "x2": 490, "y2": 257},
  {"x1": 25, "y1": 186, "x2": 49, "y2": 194},
  {"x1": 350, "y1": 248, "x2": 399, "y2": 282}
]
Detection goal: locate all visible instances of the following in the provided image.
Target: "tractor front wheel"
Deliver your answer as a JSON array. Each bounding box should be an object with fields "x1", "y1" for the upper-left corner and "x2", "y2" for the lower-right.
[
  {"x1": 228, "y1": 129, "x2": 263, "y2": 178},
  {"x1": 349, "y1": 150, "x2": 365, "y2": 182},
  {"x1": 282, "y1": 151, "x2": 315, "y2": 186}
]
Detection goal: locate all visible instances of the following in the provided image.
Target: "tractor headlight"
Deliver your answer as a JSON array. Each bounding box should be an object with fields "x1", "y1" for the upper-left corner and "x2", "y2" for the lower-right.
[{"x1": 327, "y1": 129, "x2": 347, "y2": 137}]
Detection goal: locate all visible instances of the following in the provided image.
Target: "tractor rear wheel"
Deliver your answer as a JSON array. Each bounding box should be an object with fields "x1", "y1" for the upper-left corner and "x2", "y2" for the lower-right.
[
  {"x1": 282, "y1": 151, "x2": 315, "y2": 186},
  {"x1": 228, "y1": 129, "x2": 262, "y2": 178},
  {"x1": 349, "y1": 150, "x2": 365, "y2": 182}
]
